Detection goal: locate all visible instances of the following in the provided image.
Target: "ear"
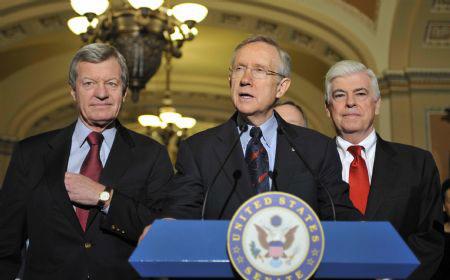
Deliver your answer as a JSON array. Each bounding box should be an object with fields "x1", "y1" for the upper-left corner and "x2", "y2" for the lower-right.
[
  {"x1": 228, "y1": 75, "x2": 232, "y2": 88},
  {"x1": 70, "y1": 88, "x2": 77, "y2": 101},
  {"x1": 374, "y1": 97, "x2": 381, "y2": 115},
  {"x1": 122, "y1": 88, "x2": 128, "y2": 102},
  {"x1": 275, "y1": 78, "x2": 291, "y2": 98},
  {"x1": 325, "y1": 103, "x2": 331, "y2": 118}
]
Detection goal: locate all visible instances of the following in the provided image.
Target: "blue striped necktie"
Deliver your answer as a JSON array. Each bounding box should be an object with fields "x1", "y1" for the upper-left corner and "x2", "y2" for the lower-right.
[{"x1": 245, "y1": 127, "x2": 270, "y2": 193}]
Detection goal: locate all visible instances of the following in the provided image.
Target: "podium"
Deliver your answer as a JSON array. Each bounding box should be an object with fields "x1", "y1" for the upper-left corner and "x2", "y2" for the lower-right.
[{"x1": 129, "y1": 220, "x2": 419, "y2": 279}]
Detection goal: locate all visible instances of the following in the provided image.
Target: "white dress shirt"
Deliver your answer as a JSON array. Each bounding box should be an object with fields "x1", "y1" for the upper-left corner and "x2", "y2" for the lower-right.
[{"x1": 336, "y1": 130, "x2": 377, "y2": 184}]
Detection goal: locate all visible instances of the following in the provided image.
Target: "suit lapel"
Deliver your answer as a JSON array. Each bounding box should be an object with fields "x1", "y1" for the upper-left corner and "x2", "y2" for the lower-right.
[
  {"x1": 365, "y1": 135, "x2": 398, "y2": 219},
  {"x1": 44, "y1": 123, "x2": 85, "y2": 235},
  {"x1": 274, "y1": 128, "x2": 299, "y2": 192},
  {"x1": 213, "y1": 115, "x2": 254, "y2": 205},
  {"x1": 273, "y1": 113, "x2": 306, "y2": 195},
  {"x1": 86, "y1": 123, "x2": 134, "y2": 229}
]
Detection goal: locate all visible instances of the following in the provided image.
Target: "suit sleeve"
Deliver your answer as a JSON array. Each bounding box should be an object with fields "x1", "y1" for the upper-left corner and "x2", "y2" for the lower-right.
[
  {"x1": 406, "y1": 151, "x2": 444, "y2": 279},
  {"x1": 0, "y1": 143, "x2": 29, "y2": 279},
  {"x1": 99, "y1": 145, "x2": 174, "y2": 242},
  {"x1": 317, "y1": 139, "x2": 362, "y2": 220},
  {"x1": 160, "y1": 140, "x2": 205, "y2": 219}
]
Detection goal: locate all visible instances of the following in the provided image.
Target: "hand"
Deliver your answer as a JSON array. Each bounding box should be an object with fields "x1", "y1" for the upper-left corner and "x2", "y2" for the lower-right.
[
  {"x1": 138, "y1": 224, "x2": 152, "y2": 243},
  {"x1": 65, "y1": 172, "x2": 105, "y2": 206}
]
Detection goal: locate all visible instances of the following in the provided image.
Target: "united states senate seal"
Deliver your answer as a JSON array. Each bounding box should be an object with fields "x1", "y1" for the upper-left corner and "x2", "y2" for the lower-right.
[{"x1": 227, "y1": 192, "x2": 324, "y2": 280}]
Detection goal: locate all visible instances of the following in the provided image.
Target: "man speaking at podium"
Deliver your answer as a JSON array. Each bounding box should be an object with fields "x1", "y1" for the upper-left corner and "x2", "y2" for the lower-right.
[
  {"x1": 164, "y1": 35, "x2": 361, "y2": 221},
  {"x1": 324, "y1": 60, "x2": 444, "y2": 279}
]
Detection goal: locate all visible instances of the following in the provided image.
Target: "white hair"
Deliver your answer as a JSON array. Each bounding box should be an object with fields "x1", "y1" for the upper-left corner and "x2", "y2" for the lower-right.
[{"x1": 324, "y1": 60, "x2": 380, "y2": 104}]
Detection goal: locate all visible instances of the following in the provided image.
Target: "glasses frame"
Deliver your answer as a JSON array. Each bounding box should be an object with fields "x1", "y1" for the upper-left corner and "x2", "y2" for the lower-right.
[{"x1": 229, "y1": 65, "x2": 285, "y2": 79}]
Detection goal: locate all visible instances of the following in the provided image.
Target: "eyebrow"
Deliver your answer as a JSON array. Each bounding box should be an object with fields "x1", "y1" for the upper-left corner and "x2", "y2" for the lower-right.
[
  {"x1": 332, "y1": 87, "x2": 369, "y2": 95},
  {"x1": 332, "y1": 89, "x2": 346, "y2": 95},
  {"x1": 252, "y1": 63, "x2": 269, "y2": 68},
  {"x1": 353, "y1": 87, "x2": 369, "y2": 93},
  {"x1": 80, "y1": 77, "x2": 119, "y2": 81}
]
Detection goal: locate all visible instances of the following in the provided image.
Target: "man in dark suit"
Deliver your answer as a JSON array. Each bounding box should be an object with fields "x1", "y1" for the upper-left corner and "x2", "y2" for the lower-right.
[
  {"x1": 163, "y1": 35, "x2": 360, "y2": 221},
  {"x1": 0, "y1": 43, "x2": 173, "y2": 279},
  {"x1": 325, "y1": 60, "x2": 444, "y2": 279}
]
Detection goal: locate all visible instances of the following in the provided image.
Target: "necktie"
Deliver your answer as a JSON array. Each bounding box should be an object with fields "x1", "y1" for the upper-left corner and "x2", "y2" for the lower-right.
[
  {"x1": 347, "y1": 145, "x2": 370, "y2": 214},
  {"x1": 245, "y1": 127, "x2": 270, "y2": 193},
  {"x1": 75, "y1": 132, "x2": 104, "y2": 231}
]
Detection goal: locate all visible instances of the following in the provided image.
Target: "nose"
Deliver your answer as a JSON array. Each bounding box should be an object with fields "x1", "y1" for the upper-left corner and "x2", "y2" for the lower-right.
[
  {"x1": 345, "y1": 93, "x2": 356, "y2": 107},
  {"x1": 95, "y1": 83, "x2": 108, "y2": 100},
  {"x1": 239, "y1": 68, "x2": 253, "y2": 87}
]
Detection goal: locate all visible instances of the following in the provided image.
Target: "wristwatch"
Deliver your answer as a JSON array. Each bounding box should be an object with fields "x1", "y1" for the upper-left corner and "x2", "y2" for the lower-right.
[{"x1": 98, "y1": 187, "x2": 112, "y2": 207}]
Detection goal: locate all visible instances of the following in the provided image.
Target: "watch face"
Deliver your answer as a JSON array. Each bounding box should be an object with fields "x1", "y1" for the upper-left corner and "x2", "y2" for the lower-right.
[{"x1": 100, "y1": 191, "x2": 110, "y2": 202}]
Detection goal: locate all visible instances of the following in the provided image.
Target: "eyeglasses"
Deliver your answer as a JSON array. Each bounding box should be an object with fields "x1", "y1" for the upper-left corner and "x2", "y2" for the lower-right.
[{"x1": 229, "y1": 65, "x2": 285, "y2": 79}]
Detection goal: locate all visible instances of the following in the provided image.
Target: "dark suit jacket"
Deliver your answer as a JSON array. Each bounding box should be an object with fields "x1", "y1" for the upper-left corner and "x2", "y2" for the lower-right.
[
  {"x1": 164, "y1": 112, "x2": 361, "y2": 221},
  {"x1": 359, "y1": 135, "x2": 443, "y2": 279},
  {"x1": 0, "y1": 122, "x2": 173, "y2": 280}
]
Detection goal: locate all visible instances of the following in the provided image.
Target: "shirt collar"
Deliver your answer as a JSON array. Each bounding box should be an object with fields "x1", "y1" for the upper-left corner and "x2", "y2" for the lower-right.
[
  {"x1": 336, "y1": 129, "x2": 377, "y2": 155},
  {"x1": 73, "y1": 118, "x2": 116, "y2": 149},
  {"x1": 240, "y1": 113, "x2": 278, "y2": 147}
]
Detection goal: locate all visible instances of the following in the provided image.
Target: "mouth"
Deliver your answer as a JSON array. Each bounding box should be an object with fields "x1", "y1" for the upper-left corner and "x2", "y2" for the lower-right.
[
  {"x1": 343, "y1": 112, "x2": 360, "y2": 117},
  {"x1": 91, "y1": 103, "x2": 112, "y2": 107},
  {"x1": 238, "y1": 92, "x2": 254, "y2": 100}
]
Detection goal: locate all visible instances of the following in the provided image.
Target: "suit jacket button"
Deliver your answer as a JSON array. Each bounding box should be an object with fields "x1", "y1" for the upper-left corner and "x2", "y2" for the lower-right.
[
  {"x1": 84, "y1": 242, "x2": 92, "y2": 249},
  {"x1": 111, "y1": 225, "x2": 116, "y2": 230}
]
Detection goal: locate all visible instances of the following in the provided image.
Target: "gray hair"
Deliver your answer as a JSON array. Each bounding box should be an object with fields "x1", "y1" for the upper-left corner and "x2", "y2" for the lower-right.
[
  {"x1": 324, "y1": 60, "x2": 380, "y2": 104},
  {"x1": 231, "y1": 35, "x2": 291, "y2": 78},
  {"x1": 69, "y1": 43, "x2": 129, "y2": 94}
]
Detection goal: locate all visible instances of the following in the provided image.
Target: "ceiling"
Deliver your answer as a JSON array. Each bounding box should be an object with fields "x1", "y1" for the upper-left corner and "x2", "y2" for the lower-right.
[{"x1": 0, "y1": 0, "x2": 449, "y2": 140}]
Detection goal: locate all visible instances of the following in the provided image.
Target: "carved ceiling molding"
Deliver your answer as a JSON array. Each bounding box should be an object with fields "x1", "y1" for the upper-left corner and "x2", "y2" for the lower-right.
[
  {"x1": 431, "y1": 0, "x2": 450, "y2": 13},
  {"x1": 208, "y1": 9, "x2": 345, "y2": 64},
  {"x1": 0, "y1": 6, "x2": 349, "y2": 64},
  {"x1": 379, "y1": 69, "x2": 450, "y2": 95},
  {"x1": 424, "y1": 21, "x2": 450, "y2": 48},
  {"x1": 333, "y1": 0, "x2": 377, "y2": 31},
  {"x1": 0, "y1": 11, "x2": 72, "y2": 50}
]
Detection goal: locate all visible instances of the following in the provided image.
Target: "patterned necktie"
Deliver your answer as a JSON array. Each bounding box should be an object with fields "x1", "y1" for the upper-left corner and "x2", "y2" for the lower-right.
[
  {"x1": 75, "y1": 132, "x2": 104, "y2": 231},
  {"x1": 347, "y1": 145, "x2": 370, "y2": 214},
  {"x1": 245, "y1": 127, "x2": 270, "y2": 193}
]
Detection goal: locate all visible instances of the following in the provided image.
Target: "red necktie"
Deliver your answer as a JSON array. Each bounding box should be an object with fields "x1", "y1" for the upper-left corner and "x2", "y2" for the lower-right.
[
  {"x1": 347, "y1": 145, "x2": 370, "y2": 214},
  {"x1": 75, "y1": 132, "x2": 104, "y2": 231}
]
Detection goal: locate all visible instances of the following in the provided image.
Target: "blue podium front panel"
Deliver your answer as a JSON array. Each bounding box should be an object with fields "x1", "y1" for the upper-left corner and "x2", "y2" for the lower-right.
[
  {"x1": 129, "y1": 220, "x2": 419, "y2": 279},
  {"x1": 131, "y1": 220, "x2": 231, "y2": 277},
  {"x1": 320, "y1": 222, "x2": 419, "y2": 278}
]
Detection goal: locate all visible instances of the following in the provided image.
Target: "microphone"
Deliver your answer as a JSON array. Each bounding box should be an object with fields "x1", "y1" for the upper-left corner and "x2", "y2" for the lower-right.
[
  {"x1": 201, "y1": 119, "x2": 248, "y2": 220},
  {"x1": 268, "y1": 170, "x2": 278, "y2": 192},
  {"x1": 277, "y1": 125, "x2": 336, "y2": 221}
]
